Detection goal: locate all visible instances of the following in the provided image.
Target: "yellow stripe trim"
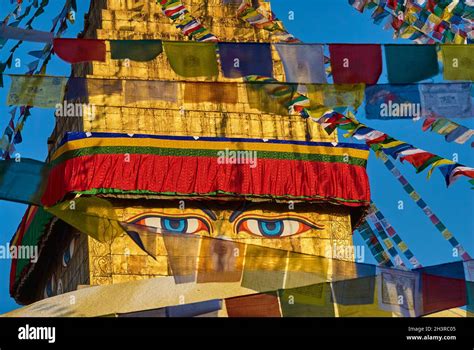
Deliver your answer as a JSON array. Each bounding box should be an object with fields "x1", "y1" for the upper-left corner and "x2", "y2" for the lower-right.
[{"x1": 52, "y1": 137, "x2": 369, "y2": 161}]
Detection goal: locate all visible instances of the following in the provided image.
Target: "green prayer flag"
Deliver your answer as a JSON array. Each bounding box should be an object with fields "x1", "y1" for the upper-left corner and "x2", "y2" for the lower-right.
[
  {"x1": 163, "y1": 41, "x2": 218, "y2": 78},
  {"x1": 385, "y1": 45, "x2": 439, "y2": 84},
  {"x1": 278, "y1": 283, "x2": 335, "y2": 317},
  {"x1": 110, "y1": 40, "x2": 163, "y2": 62},
  {"x1": 442, "y1": 45, "x2": 474, "y2": 81}
]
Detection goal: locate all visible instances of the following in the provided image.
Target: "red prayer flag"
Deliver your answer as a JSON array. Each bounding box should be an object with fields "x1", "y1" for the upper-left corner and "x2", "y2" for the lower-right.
[
  {"x1": 399, "y1": 150, "x2": 438, "y2": 169},
  {"x1": 54, "y1": 38, "x2": 106, "y2": 64},
  {"x1": 422, "y1": 273, "x2": 467, "y2": 315},
  {"x1": 225, "y1": 293, "x2": 281, "y2": 317},
  {"x1": 329, "y1": 44, "x2": 382, "y2": 84}
]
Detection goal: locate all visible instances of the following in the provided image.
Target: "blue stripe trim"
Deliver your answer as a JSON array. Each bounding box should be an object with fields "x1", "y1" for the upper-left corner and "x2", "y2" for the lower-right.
[{"x1": 58, "y1": 132, "x2": 370, "y2": 150}]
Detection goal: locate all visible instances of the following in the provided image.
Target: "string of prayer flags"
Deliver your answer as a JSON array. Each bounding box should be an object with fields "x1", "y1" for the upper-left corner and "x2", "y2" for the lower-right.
[
  {"x1": 375, "y1": 150, "x2": 472, "y2": 261},
  {"x1": 11, "y1": 193, "x2": 474, "y2": 317},
  {"x1": 385, "y1": 45, "x2": 439, "y2": 83},
  {"x1": 275, "y1": 44, "x2": 327, "y2": 84},
  {"x1": 1, "y1": 0, "x2": 76, "y2": 159},
  {"x1": 422, "y1": 117, "x2": 474, "y2": 145},
  {"x1": 159, "y1": 0, "x2": 218, "y2": 42},
  {"x1": 163, "y1": 41, "x2": 218, "y2": 78},
  {"x1": 365, "y1": 84, "x2": 421, "y2": 120},
  {"x1": 366, "y1": 213, "x2": 406, "y2": 269},
  {"x1": 329, "y1": 44, "x2": 383, "y2": 84},
  {"x1": 357, "y1": 221, "x2": 394, "y2": 267},
  {"x1": 110, "y1": 40, "x2": 163, "y2": 62},
  {"x1": 441, "y1": 45, "x2": 474, "y2": 81},
  {"x1": 314, "y1": 110, "x2": 474, "y2": 186},
  {"x1": 439, "y1": 163, "x2": 474, "y2": 187},
  {"x1": 370, "y1": 203, "x2": 422, "y2": 269},
  {"x1": 234, "y1": 0, "x2": 298, "y2": 43},
  {"x1": 7, "y1": 75, "x2": 67, "y2": 108},
  {"x1": 420, "y1": 83, "x2": 473, "y2": 119},
  {"x1": 53, "y1": 38, "x2": 106, "y2": 63},
  {"x1": 218, "y1": 42, "x2": 273, "y2": 78},
  {"x1": 349, "y1": 0, "x2": 471, "y2": 44}
]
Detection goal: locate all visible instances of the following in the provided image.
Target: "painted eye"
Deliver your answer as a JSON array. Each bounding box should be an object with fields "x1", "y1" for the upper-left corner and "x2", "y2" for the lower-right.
[
  {"x1": 133, "y1": 216, "x2": 210, "y2": 235},
  {"x1": 44, "y1": 275, "x2": 55, "y2": 298},
  {"x1": 237, "y1": 218, "x2": 321, "y2": 238},
  {"x1": 62, "y1": 237, "x2": 76, "y2": 267}
]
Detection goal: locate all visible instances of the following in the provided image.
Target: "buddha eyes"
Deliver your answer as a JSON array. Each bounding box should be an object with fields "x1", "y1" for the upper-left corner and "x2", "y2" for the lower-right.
[
  {"x1": 128, "y1": 214, "x2": 322, "y2": 238},
  {"x1": 132, "y1": 216, "x2": 210, "y2": 235},
  {"x1": 236, "y1": 218, "x2": 322, "y2": 238}
]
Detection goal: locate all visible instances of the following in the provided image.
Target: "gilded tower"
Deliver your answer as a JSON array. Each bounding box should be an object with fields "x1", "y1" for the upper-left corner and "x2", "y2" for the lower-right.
[{"x1": 10, "y1": 0, "x2": 367, "y2": 309}]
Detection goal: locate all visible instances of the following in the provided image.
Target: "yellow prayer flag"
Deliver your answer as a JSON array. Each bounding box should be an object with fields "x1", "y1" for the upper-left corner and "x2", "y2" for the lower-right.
[
  {"x1": 45, "y1": 197, "x2": 125, "y2": 242},
  {"x1": 8, "y1": 75, "x2": 67, "y2": 108},
  {"x1": 163, "y1": 41, "x2": 218, "y2": 78}
]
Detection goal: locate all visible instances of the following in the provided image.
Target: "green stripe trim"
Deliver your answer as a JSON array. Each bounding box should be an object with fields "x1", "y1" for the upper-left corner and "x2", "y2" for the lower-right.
[
  {"x1": 52, "y1": 146, "x2": 368, "y2": 167},
  {"x1": 75, "y1": 188, "x2": 370, "y2": 205},
  {"x1": 14, "y1": 207, "x2": 54, "y2": 281}
]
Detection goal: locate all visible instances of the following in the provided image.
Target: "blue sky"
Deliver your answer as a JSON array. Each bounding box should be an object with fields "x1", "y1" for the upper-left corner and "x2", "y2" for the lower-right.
[{"x1": 0, "y1": 0, "x2": 472, "y2": 313}]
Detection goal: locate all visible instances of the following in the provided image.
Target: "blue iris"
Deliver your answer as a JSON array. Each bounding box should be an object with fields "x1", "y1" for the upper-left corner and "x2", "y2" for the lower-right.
[
  {"x1": 63, "y1": 249, "x2": 71, "y2": 266},
  {"x1": 162, "y1": 218, "x2": 187, "y2": 233},
  {"x1": 258, "y1": 220, "x2": 283, "y2": 237}
]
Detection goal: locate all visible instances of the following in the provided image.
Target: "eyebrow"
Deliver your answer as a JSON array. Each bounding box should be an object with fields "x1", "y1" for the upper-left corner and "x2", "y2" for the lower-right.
[
  {"x1": 198, "y1": 207, "x2": 217, "y2": 221},
  {"x1": 229, "y1": 203, "x2": 250, "y2": 223}
]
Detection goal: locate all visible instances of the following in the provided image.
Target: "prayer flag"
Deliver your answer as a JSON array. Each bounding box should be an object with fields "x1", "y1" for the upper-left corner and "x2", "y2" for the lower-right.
[
  {"x1": 420, "y1": 83, "x2": 473, "y2": 119},
  {"x1": 442, "y1": 45, "x2": 474, "y2": 81},
  {"x1": 225, "y1": 292, "x2": 281, "y2": 317},
  {"x1": 0, "y1": 158, "x2": 50, "y2": 205},
  {"x1": 110, "y1": 40, "x2": 163, "y2": 62},
  {"x1": 184, "y1": 82, "x2": 238, "y2": 104},
  {"x1": 275, "y1": 44, "x2": 326, "y2": 83},
  {"x1": 329, "y1": 44, "x2": 382, "y2": 84},
  {"x1": 218, "y1": 42, "x2": 273, "y2": 78},
  {"x1": 385, "y1": 45, "x2": 439, "y2": 83},
  {"x1": 7, "y1": 75, "x2": 67, "y2": 108},
  {"x1": 163, "y1": 41, "x2": 218, "y2": 77},
  {"x1": 53, "y1": 38, "x2": 106, "y2": 63}
]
